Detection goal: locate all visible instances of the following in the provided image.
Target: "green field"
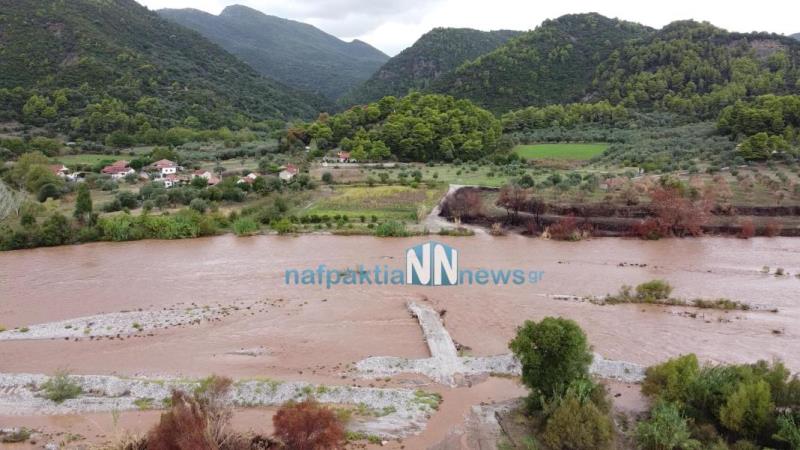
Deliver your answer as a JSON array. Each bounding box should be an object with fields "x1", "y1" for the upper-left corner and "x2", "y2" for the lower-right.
[
  {"x1": 514, "y1": 143, "x2": 608, "y2": 160},
  {"x1": 54, "y1": 147, "x2": 152, "y2": 166},
  {"x1": 303, "y1": 185, "x2": 446, "y2": 221}
]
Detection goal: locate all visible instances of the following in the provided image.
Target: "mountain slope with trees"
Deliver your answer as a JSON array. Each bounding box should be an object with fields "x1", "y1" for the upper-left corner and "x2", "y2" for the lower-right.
[
  {"x1": 339, "y1": 28, "x2": 520, "y2": 106},
  {"x1": 158, "y1": 5, "x2": 389, "y2": 101},
  {"x1": 0, "y1": 0, "x2": 326, "y2": 143},
  {"x1": 792, "y1": 33, "x2": 800, "y2": 41},
  {"x1": 593, "y1": 21, "x2": 800, "y2": 118},
  {"x1": 431, "y1": 14, "x2": 652, "y2": 112}
]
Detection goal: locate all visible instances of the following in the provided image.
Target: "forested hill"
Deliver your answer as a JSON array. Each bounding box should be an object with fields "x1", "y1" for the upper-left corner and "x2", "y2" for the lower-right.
[
  {"x1": 792, "y1": 33, "x2": 800, "y2": 41},
  {"x1": 592, "y1": 21, "x2": 800, "y2": 118},
  {"x1": 0, "y1": 0, "x2": 325, "y2": 141},
  {"x1": 158, "y1": 5, "x2": 389, "y2": 101},
  {"x1": 430, "y1": 14, "x2": 652, "y2": 112},
  {"x1": 339, "y1": 28, "x2": 520, "y2": 107}
]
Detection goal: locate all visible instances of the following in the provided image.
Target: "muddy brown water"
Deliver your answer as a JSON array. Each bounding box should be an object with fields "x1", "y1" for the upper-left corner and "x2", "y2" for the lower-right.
[{"x1": 1, "y1": 235, "x2": 799, "y2": 446}]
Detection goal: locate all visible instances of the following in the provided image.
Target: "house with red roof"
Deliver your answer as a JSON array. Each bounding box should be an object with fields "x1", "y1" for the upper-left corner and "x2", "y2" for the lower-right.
[
  {"x1": 337, "y1": 151, "x2": 351, "y2": 163},
  {"x1": 149, "y1": 159, "x2": 178, "y2": 176},
  {"x1": 101, "y1": 160, "x2": 134, "y2": 180},
  {"x1": 279, "y1": 164, "x2": 298, "y2": 182}
]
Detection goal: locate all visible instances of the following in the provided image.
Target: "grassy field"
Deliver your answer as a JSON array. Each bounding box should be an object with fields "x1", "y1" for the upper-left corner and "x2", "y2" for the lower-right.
[
  {"x1": 303, "y1": 185, "x2": 447, "y2": 221},
  {"x1": 54, "y1": 154, "x2": 123, "y2": 165},
  {"x1": 514, "y1": 143, "x2": 608, "y2": 161},
  {"x1": 54, "y1": 147, "x2": 152, "y2": 166}
]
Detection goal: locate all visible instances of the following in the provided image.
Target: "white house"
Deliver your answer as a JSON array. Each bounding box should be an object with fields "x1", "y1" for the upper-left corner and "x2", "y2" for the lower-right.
[
  {"x1": 237, "y1": 173, "x2": 259, "y2": 185},
  {"x1": 150, "y1": 159, "x2": 178, "y2": 176},
  {"x1": 162, "y1": 174, "x2": 189, "y2": 189},
  {"x1": 279, "y1": 164, "x2": 298, "y2": 182}
]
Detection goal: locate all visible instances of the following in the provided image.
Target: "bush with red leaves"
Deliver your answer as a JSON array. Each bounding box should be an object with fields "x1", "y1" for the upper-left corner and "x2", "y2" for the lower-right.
[
  {"x1": 763, "y1": 219, "x2": 783, "y2": 237},
  {"x1": 442, "y1": 188, "x2": 483, "y2": 222},
  {"x1": 147, "y1": 376, "x2": 248, "y2": 450},
  {"x1": 632, "y1": 218, "x2": 665, "y2": 240},
  {"x1": 649, "y1": 187, "x2": 711, "y2": 237},
  {"x1": 148, "y1": 390, "x2": 215, "y2": 450},
  {"x1": 524, "y1": 219, "x2": 538, "y2": 236},
  {"x1": 549, "y1": 216, "x2": 580, "y2": 241},
  {"x1": 738, "y1": 218, "x2": 756, "y2": 239},
  {"x1": 273, "y1": 399, "x2": 344, "y2": 450}
]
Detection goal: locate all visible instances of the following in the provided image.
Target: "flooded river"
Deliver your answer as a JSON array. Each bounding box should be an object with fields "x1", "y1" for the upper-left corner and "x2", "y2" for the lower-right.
[{"x1": 1, "y1": 235, "x2": 799, "y2": 446}]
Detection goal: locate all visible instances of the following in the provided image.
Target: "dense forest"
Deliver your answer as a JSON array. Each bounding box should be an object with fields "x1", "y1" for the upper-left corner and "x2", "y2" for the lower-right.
[
  {"x1": 0, "y1": 0, "x2": 326, "y2": 144},
  {"x1": 593, "y1": 21, "x2": 800, "y2": 119},
  {"x1": 501, "y1": 101, "x2": 631, "y2": 132},
  {"x1": 339, "y1": 28, "x2": 520, "y2": 106},
  {"x1": 294, "y1": 93, "x2": 503, "y2": 162},
  {"x1": 717, "y1": 95, "x2": 800, "y2": 160},
  {"x1": 342, "y1": 16, "x2": 800, "y2": 126},
  {"x1": 430, "y1": 14, "x2": 652, "y2": 112},
  {"x1": 158, "y1": 5, "x2": 388, "y2": 101}
]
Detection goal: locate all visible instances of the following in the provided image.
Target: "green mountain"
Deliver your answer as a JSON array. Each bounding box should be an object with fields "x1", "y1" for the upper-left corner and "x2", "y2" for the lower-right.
[
  {"x1": 0, "y1": 0, "x2": 325, "y2": 141},
  {"x1": 431, "y1": 14, "x2": 651, "y2": 112},
  {"x1": 158, "y1": 5, "x2": 389, "y2": 101},
  {"x1": 592, "y1": 21, "x2": 800, "y2": 118},
  {"x1": 339, "y1": 28, "x2": 520, "y2": 106}
]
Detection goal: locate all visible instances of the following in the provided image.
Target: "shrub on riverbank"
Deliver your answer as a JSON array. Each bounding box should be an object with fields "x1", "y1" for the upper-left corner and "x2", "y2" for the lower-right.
[
  {"x1": 508, "y1": 317, "x2": 615, "y2": 449},
  {"x1": 374, "y1": 221, "x2": 409, "y2": 237},
  {"x1": 273, "y1": 399, "x2": 345, "y2": 449},
  {"x1": 0, "y1": 209, "x2": 221, "y2": 250},
  {"x1": 97, "y1": 210, "x2": 218, "y2": 241},
  {"x1": 40, "y1": 371, "x2": 82, "y2": 404},
  {"x1": 232, "y1": 217, "x2": 260, "y2": 236},
  {"x1": 640, "y1": 355, "x2": 800, "y2": 449}
]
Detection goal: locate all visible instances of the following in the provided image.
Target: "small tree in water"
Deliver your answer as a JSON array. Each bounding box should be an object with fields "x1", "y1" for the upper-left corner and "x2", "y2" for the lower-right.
[{"x1": 509, "y1": 317, "x2": 593, "y2": 405}]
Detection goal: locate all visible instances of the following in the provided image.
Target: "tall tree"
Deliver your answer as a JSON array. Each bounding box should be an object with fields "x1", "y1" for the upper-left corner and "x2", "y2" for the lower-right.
[
  {"x1": 509, "y1": 317, "x2": 593, "y2": 403},
  {"x1": 74, "y1": 183, "x2": 93, "y2": 223}
]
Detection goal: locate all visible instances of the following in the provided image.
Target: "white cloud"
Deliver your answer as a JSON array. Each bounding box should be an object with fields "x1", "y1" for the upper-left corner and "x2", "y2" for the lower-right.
[{"x1": 138, "y1": 0, "x2": 800, "y2": 56}]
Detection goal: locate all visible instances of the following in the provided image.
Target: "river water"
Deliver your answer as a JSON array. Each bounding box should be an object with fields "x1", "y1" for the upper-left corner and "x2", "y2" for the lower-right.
[{"x1": 1, "y1": 235, "x2": 798, "y2": 446}]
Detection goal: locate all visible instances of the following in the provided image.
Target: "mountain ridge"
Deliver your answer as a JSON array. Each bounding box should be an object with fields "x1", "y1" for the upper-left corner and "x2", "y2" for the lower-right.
[
  {"x1": 339, "y1": 27, "x2": 521, "y2": 106},
  {"x1": 0, "y1": 0, "x2": 325, "y2": 140},
  {"x1": 431, "y1": 13, "x2": 653, "y2": 112},
  {"x1": 158, "y1": 4, "x2": 389, "y2": 100}
]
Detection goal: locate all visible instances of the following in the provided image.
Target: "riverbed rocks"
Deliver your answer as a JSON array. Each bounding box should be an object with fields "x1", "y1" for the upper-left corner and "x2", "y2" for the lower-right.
[
  {"x1": 356, "y1": 302, "x2": 646, "y2": 386},
  {"x1": 0, "y1": 372, "x2": 438, "y2": 439},
  {"x1": 0, "y1": 300, "x2": 279, "y2": 342}
]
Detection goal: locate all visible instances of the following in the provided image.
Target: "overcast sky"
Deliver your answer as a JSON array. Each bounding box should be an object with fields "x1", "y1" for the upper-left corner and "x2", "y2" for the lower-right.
[{"x1": 137, "y1": 0, "x2": 800, "y2": 56}]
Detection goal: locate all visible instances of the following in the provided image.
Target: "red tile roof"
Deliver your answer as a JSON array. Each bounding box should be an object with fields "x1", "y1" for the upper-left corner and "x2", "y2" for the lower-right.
[
  {"x1": 101, "y1": 164, "x2": 131, "y2": 174},
  {"x1": 151, "y1": 159, "x2": 176, "y2": 168}
]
